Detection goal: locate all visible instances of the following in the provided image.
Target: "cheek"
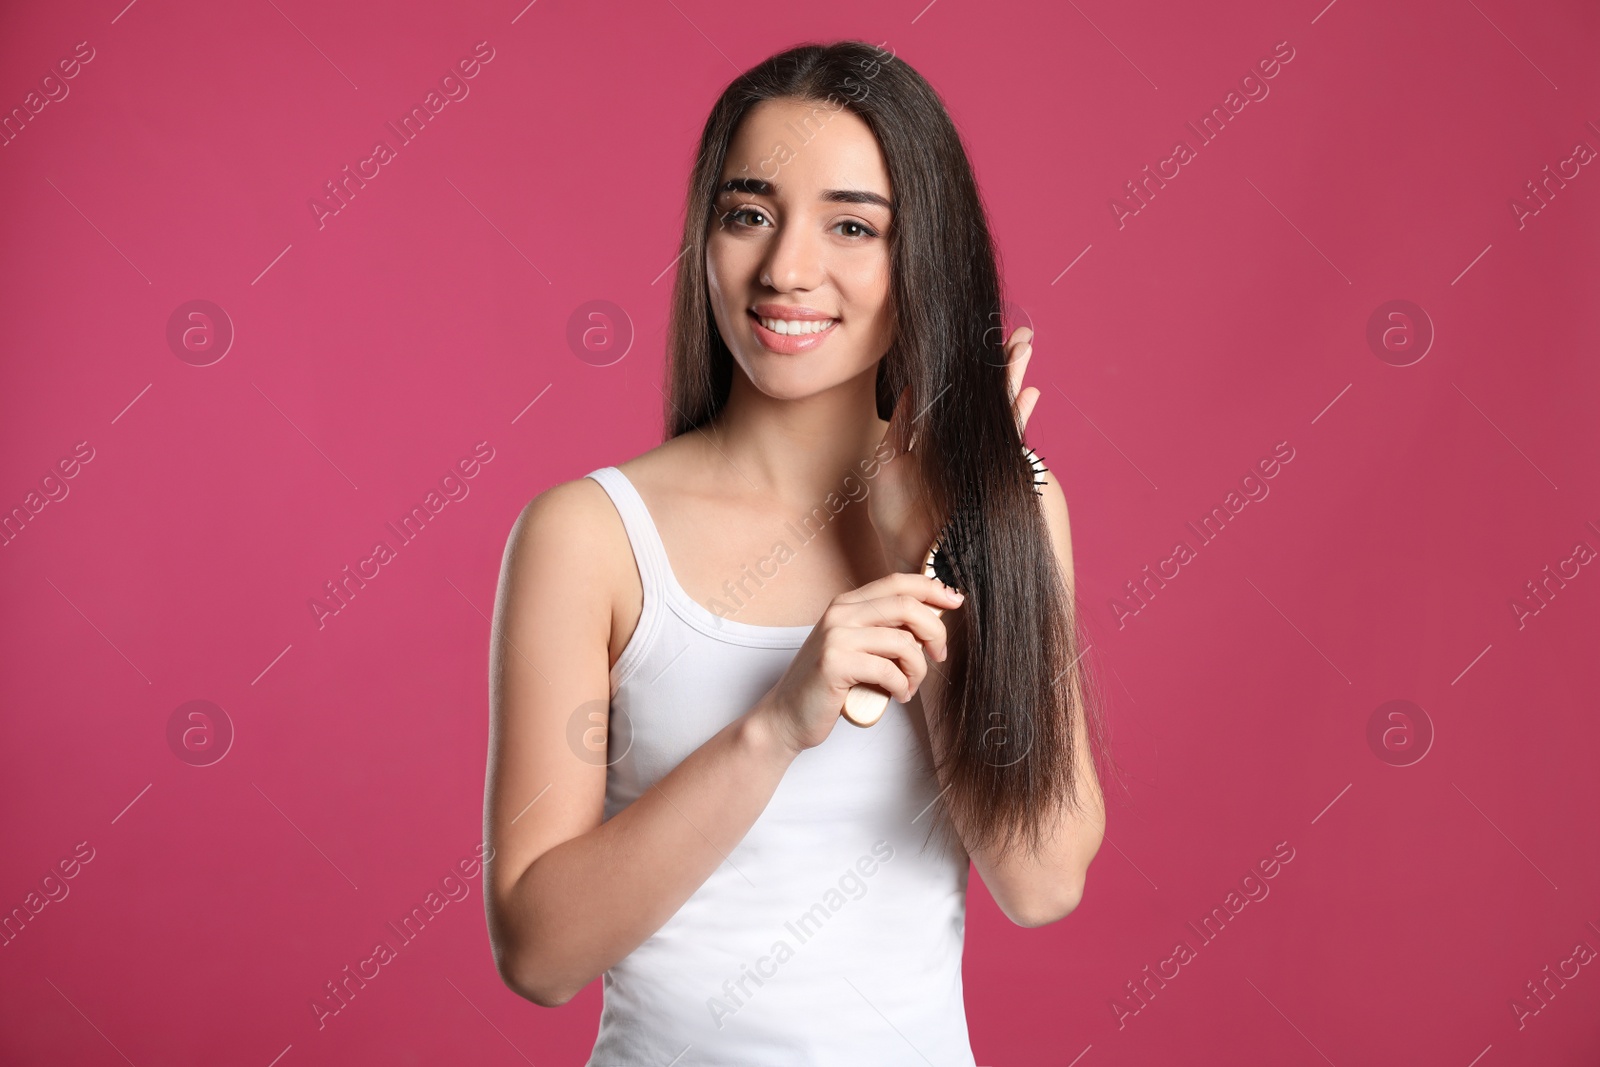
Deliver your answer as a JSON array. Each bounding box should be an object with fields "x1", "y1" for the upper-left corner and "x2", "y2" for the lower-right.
[
  {"x1": 704, "y1": 245, "x2": 739, "y2": 335},
  {"x1": 841, "y1": 259, "x2": 893, "y2": 342}
]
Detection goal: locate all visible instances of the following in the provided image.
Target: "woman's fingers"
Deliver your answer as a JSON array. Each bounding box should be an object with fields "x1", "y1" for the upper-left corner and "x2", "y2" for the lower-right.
[
  {"x1": 832, "y1": 575, "x2": 953, "y2": 659},
  {"x1": 1006, "y1": 328, "x2": 1036, "y2": 435},
  {"x1": 850, "y1": 627, "x2": 927, "y2": 701},
  {"x1": 1006, "y1": 328, "x2": 1033, "y2": 401},
  {"x1": 1016, "y1": 385, "x2": 1040, "y2": 435}
]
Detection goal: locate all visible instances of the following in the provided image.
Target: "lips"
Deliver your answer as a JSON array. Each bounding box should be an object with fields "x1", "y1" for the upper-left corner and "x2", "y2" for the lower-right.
[
  {"x1": 749, "y1": 304, "x2": 836, "y2": 321},
  {"x1": 747, "y1": 308, "x2": 839, "y2": 354}
]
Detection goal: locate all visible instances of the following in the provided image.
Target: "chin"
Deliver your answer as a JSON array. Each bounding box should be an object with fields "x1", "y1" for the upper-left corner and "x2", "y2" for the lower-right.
[{"x1": 743, "y1": 362, "x2": 845, "y2": 399}]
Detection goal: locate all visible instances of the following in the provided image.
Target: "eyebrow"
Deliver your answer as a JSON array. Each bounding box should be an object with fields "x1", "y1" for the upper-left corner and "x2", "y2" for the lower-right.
[{"x1": 716, "y1": 177, "x2": 893, "y2": 213}]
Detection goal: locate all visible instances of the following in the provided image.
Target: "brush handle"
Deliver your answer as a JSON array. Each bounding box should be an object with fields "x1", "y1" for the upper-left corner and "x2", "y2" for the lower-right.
[{"x1": 841, "y1": 538, "x2": 947, "y2": 728}]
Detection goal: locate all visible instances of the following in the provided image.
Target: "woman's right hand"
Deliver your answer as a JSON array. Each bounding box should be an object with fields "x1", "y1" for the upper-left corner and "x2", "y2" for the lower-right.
[{"x1": 755, "y1": 572, "x2": 966, "y2": 755}]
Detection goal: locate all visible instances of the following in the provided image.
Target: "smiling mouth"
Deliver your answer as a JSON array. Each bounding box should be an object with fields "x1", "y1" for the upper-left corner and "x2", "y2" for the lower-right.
[
  {"x1": 747, "y1": 309, "x2": 840, "y2": 335},
  {"x1": 746, "y1": 309, "x2": 839, "y2": 353}
]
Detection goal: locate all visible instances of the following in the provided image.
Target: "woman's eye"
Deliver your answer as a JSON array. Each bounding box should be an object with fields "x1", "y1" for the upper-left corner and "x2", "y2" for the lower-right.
[
  {"x1": 724, "y1": 207, "x2": 768, "y2": 228},
  {"x1": 836, "y1": 219, "x2": 878, "y2": 239}
]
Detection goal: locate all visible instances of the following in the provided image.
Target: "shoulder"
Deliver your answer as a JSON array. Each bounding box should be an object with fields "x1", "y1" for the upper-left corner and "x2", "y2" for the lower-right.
[
  {"x1": 506, "y1": 474, "x2": 617, "y2": 557},
  {"x1": 1037, "y1": 470, "x2": 1070, "y2": 528},
  {"x1": 497, "y1": 475, "x2": 630, "y2": 622}
]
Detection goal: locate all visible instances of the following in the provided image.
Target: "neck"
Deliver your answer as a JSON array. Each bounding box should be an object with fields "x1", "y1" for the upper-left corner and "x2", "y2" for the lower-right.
[{"x1": 698, "y1": 363, "x2": 888, "y2": 507}]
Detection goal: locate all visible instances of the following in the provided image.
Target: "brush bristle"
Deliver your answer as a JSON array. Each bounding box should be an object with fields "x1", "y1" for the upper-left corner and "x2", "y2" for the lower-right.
[
  {"x1": 1024, "y1": 446, "x2": 1048, "y2": 496},
  {"x1": 930, "y1": 503, "x2": 982, "y2": 594}
]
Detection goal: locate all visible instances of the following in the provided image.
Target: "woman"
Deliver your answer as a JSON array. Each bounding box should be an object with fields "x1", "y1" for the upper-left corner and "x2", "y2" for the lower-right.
[{"x1": 484, "y1": 39, "x2": 1111, "y2": 1065}]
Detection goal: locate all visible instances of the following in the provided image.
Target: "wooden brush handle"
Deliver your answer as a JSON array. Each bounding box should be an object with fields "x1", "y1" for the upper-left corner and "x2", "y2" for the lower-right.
[{"x1": 841, "y1": 538, "x2": 948, "y2": 728}]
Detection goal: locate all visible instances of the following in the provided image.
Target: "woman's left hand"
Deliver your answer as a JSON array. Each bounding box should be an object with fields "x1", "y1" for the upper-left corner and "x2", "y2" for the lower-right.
[{"x1": 867, "y1": 326, "x2": 1041, "y2": 572}]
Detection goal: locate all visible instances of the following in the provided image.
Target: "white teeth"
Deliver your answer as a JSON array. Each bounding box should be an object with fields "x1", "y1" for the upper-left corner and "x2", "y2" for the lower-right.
[{"x1": 757, "y1": 316, "x2": 836, "y2": 336}]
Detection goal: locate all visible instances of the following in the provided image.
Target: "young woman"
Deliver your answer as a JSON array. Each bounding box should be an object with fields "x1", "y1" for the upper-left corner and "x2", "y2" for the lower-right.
[{"x1": 484, "y1": 40, "x2": 1111, "y2": 1065}]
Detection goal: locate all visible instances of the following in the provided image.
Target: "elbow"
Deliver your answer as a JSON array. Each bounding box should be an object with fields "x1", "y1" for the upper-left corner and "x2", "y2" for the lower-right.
[
  {"x1": 524, "y1": 981, "x2": 579, "y2": 1010},
  {"x1": 1007, "y1": 877, "x2": 1085, "y2": 929},
  {"x1": 488, "y1": 865, "x2": 580, "y2": 1007},
  {"x1": 490, "y1": 902, "x2": 580, "y2": 1008},
  {"x1": 494, "y1": 942, "x2": 577, "y2": 1008}
]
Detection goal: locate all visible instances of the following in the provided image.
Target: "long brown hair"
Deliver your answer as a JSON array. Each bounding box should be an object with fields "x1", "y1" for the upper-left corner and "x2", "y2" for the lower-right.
[{"x1": 663, "y1": 40, "x2": 1116, "y2": 859}]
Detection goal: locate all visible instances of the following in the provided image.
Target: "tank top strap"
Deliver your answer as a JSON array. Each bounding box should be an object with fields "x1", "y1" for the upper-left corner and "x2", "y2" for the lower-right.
[{"x1": 583, "y1": 466, "x2": 671, "y2": 600}]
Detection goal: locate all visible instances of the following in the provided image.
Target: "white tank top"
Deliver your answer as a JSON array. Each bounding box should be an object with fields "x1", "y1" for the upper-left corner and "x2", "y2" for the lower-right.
[{"x1": 582, "y1": 465, "x2": 976, "y2": 1066}]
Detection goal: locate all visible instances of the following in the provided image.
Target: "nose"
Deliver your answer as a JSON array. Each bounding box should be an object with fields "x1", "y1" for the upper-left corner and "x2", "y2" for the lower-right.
[{"x1": 758, "y1": 215, "x2": 825, "y2": 293}]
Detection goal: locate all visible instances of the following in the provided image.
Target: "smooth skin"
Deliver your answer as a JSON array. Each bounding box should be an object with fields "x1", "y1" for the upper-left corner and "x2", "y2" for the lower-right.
[{"x1": 484, "y1": 96, "x2": 1085, "y2": 1011}]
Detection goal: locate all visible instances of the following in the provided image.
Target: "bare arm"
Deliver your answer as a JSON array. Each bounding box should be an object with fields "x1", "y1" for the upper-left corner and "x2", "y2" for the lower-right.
[
  {"x1": 901, "y1": 472, "x2": 1105, "y2": 928},
  {"x1": 483, "y1": 481, "x2": 799, "y2": 1007}
]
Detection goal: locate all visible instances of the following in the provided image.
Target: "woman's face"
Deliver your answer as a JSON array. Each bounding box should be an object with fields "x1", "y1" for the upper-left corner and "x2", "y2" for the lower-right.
[{"x1": 706, "y1": 96, "x2": 896, "y2": 403}]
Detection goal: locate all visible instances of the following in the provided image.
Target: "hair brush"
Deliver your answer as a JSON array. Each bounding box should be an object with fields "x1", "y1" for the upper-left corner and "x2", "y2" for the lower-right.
[{"x1": 841, "y1": 445, "x2": 1050, "y2": 728}]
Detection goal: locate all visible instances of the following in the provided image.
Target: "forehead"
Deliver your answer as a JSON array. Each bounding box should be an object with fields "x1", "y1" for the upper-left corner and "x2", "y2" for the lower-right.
[{"x1": 719, "y1": 97, "x2": 891, "y2": 199}]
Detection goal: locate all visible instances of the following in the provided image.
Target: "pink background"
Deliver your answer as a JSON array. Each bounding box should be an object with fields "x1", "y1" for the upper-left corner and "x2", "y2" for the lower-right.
[{"x1": 2, "y1": 0, "x2": 1598, "y2": 1063}]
